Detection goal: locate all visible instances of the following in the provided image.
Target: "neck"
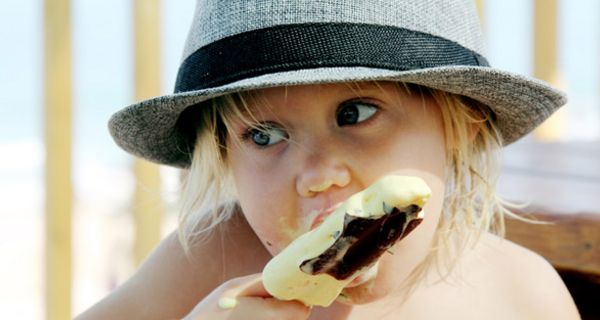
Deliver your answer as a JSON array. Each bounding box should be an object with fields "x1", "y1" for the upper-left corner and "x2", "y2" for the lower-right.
[{"x1": 308, "y1": 232, "x2": 471, "y2": 319}]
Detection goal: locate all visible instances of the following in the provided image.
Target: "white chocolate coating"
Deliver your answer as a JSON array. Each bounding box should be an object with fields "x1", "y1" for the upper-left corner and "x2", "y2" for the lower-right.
[{"x1": 262, "y1": 175, "x2": 431, "y2": 306}]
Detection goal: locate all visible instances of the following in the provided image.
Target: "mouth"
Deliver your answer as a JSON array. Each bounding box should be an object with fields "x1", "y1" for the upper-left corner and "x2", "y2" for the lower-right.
[
  {"x1": 309, "y1": 203, "x2": 342, "y2": 230},
  {"x1": 344, "y1": 263, "x2": 379, "y2": 288},
  {"x1": 300, "y1": 204, "x2": 424, "y2": 280}
]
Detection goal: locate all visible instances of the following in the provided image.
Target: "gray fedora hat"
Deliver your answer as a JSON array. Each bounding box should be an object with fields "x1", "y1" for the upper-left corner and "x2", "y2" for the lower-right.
[{"x1": 109, "y1": 0, "x2": 566, "y2": 168}]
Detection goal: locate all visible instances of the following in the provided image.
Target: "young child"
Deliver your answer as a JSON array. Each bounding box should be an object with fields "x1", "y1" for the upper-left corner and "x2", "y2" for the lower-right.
[{"x1": 77, "y1": 0, "x2": 580, "y2": 319}]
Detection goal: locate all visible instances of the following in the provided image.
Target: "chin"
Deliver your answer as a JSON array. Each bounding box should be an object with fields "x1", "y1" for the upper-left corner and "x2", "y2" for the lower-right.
[
  {"x1": 335, "y1": 255, "x2": 408, "y2": 305},
  {"x1": 336, "y1": 275, "x2": 392, "y2": 305}
]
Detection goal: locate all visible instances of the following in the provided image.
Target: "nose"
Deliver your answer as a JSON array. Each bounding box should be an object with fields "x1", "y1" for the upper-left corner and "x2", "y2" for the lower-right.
[{"x1": 295, "y1": 147, "x2": 351, "y2": 197}]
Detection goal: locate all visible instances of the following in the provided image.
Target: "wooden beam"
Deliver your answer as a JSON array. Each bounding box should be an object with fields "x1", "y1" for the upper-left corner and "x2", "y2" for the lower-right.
[
  {"x1": 532, "y1": 0, "x2": 565, "y2": 141},
  {"x1": 501, "y1": 141, "x2": 600, "y2": 275},
  {"x1": 44, "y1": 0, "x2": 72, "y2": 318},
  {"x1": 533, "y1": 0, "x2": 558, "y2": 85},
  {"x1": 475, "y1": 0, "x2": 485, "y2": 24},
  {"x1": 132, "y1": 0, "x2": 164, "y2": 266},
  {"x1": 133, "y1": 160, "x2": 164, "y2": 265},
  {"x1": 505, "y1": 212, "x2": 600, "y2": 276}
]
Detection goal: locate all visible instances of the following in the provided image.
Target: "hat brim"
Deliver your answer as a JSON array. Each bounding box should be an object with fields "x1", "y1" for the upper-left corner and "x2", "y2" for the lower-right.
[{"x1": 109, "y1": 66, "x2": 566, "y2": 168}]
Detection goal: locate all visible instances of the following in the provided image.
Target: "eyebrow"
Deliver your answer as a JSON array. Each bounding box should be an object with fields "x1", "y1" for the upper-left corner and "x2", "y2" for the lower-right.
[{"x1": 339, "y1": 82, "x2": 393, "y2": 98}]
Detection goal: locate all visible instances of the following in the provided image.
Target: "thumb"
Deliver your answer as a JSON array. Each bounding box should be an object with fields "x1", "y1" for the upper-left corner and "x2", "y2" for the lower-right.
[
  {"x1": 221, "y1": 274, "x2": 312, "y2": 319},
  {"x1": 223, "y1": 273, "x2": 272, "y2": 299}
]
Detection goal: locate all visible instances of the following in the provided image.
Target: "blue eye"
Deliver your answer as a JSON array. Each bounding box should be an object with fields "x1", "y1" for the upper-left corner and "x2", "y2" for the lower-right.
[
  {"x1": 246, "y1": 125, "x2": 286, "y2": 147},
  {"x1": 336, "y1": 101, "x2": 378, "y2": 126}
]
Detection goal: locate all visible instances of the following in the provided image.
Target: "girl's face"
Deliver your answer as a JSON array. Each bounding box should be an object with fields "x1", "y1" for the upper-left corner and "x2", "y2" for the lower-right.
[{"x1": 227, "y1": 82, "x2": 447, "y2": 304}]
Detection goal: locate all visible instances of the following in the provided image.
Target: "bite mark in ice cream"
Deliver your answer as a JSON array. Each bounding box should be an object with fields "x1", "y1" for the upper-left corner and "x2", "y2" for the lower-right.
[
  {"x1": 300, "y1": 204, "x2": 422, "y2": 280},
  {"x1": 262, "y1": 175, "x2": 431, "y2": 307}
]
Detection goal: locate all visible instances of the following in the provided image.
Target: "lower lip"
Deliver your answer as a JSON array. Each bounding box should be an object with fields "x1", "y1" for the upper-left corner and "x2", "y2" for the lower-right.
[
  {"x1": 310, "y1": 205, "x2": 341, "y2": 230},
  {"x1": 345, "y1": 274, "x2": 371, "y2": 289},
  {"x1": 310, "y1": 213, "x2": 327, "y2": 230},
  {"x1": 345, "y1": 265, "x2": 378, "y2": 288}
]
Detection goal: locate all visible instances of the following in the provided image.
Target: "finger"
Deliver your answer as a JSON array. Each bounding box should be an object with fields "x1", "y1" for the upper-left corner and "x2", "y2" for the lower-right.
[
  {"x1": 235, "y1": 274, "x2": 271, "y2": 297},
  {"x1": 184, "y1": 275, "x2": 266, "y2": 319},
  {"x1": 228, "y1": 296, "x2": 311, "y2": 320},
  {"x1": 220, "y1": 274, "x2": 309, "y2": 307},
  {"x1": 184, "y1": 274, "x2": 311, "y2": 320},
  {"x1": 218, "y1": 273, "x2": 271, "y2": 305},
  {"x1": 219, "y1": 274, "x2": 311, "y2": 318}
]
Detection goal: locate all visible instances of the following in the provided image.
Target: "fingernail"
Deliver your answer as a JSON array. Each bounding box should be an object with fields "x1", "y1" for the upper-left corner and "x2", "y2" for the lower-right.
[{"x1": 218, "y1": 297, "x2": 238, "y2": 309}]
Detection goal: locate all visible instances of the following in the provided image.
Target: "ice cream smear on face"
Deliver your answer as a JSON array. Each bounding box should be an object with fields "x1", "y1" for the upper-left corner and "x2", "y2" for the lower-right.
[{"x1": 262, "y1": 175, "x2": 431, "y2": 307}]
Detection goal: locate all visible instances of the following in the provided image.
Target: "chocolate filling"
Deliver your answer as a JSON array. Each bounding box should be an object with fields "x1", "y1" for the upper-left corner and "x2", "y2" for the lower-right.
[{"x1": 299, "y1": 204, "x2": 422, "y2": 280}]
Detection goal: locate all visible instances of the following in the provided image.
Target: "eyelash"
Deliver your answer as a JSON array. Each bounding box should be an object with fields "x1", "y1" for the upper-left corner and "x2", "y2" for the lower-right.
[
  {"x1": 239, "y1": 122, "x2": 287, "y2": 147},
  {"x1": 239, "y1": 99, "x2": 381, "y2": 148},
  {"x1": 336, "y1": 99, "x2": 380, "y2": 127}
]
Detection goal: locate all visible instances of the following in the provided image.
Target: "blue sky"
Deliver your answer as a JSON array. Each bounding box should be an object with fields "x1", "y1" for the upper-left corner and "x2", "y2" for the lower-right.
[
  {"x1": 1, "y1": 0, "x2": 598, "y2": 137},
  {"x1": 0, "y1": 0, "x2": 598, "y2": 174}
]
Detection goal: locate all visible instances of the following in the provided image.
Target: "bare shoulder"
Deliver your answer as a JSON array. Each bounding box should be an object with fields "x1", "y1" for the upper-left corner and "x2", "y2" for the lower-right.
[
  {"x1": 475, "y1": 233, "x2": 581, "y2": 319},
  {"x1": 75, "y1": 207, "x2": 270, "y2": 319}
]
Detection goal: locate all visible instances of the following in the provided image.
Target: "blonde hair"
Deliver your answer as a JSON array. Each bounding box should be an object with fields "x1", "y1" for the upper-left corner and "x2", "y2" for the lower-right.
[
  {"x1": 177, "y1": 82, "x2": 517, "y2": 275},
  {"x1": 410, "y1": 85, "x2": 520, "y2": 287}
]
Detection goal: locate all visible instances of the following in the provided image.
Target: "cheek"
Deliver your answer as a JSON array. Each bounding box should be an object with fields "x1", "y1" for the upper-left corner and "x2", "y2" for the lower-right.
[
  {"x1": 228, "y1": 148, "x2": 300, "y2": 254},
  {"x1": 376, "y1": 113, "x2": 447, "y2": 257},
  {"x1": 349, "y1": 99, "x2": 447, "y2": 181},
  {"x1": 337, "y1": 111, "x2": 447, "y2": 302},
  {"x1": 353, "y1": 124, "x2": 447, "y2": 184}
]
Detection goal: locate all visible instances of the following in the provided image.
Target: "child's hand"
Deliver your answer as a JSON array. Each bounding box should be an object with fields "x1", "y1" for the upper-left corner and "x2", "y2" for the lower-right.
[{"x1": 182, "y1": 273, "x2": 311, "y2": 320}]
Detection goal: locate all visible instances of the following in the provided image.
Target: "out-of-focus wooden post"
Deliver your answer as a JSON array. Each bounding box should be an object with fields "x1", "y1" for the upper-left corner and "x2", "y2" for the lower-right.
[
  {"x1": 533, "y1": 0, "x2": 565, "y2": 141},
  {"x1": 133, "y1": 0, "x2": 164, "y2": 266},
  {"x1": 44, "y1": 0, "x2": 72, "y2": 318},
  {"x1": 475, "y1": 0, "x2": 485, "y2": 24}
]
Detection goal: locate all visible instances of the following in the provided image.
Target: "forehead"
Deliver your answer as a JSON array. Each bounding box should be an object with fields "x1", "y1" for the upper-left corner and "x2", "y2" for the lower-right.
[
  {"x1": 260, "y1": 81, "x2": 398, "y2": 95},
  {"x1": 241, "y1": 81, "x2": 406, "y2": 109}
]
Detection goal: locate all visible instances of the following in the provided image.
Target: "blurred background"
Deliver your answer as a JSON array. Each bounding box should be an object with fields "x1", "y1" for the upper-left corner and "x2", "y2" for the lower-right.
[{"x1": 0, "y1": 0, "x2": 598, "y2": 319}]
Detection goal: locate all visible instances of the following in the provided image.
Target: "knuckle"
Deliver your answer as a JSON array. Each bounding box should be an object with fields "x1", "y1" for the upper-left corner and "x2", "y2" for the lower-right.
[
  {"x1": 221, "y1": 276, "x2": 244, "y2": 288},
  {"x1": 265, "y1": 299, "x2": 310, "y2": 320}
]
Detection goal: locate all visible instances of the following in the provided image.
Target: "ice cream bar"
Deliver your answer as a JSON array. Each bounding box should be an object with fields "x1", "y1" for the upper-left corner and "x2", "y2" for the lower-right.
[{"x1": 262, "y1": 175, "x2": 431, "y2": 307}]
